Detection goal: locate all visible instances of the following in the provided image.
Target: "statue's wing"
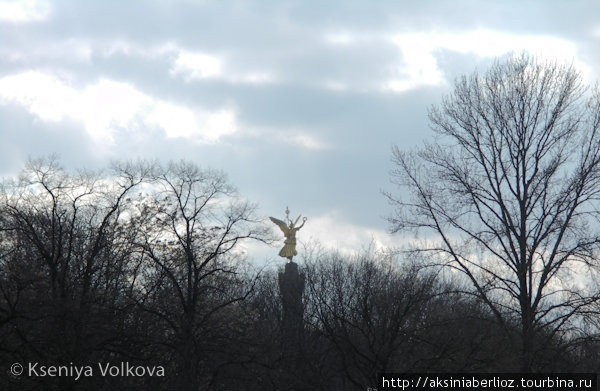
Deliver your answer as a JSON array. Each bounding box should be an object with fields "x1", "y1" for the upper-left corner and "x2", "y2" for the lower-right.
[{"x1": 269, "y1": 217, "x2": 289, "y2": 236}]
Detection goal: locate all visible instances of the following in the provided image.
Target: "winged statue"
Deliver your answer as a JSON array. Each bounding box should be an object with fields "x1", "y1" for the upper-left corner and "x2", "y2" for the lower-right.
[{"x1": 270, "y1": 208, "x2": 307, "y2": 261}]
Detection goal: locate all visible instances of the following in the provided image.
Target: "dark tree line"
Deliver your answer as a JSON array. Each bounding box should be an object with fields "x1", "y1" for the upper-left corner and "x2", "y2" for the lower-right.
[{"x1": 0, "y1": 155, "x2": 596, "y2": 391}]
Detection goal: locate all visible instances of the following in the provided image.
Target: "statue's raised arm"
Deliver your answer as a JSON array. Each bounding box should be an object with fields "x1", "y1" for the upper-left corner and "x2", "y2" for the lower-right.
[{"x1": 297, "y1": 216, "x2": 307, "y2": 230}]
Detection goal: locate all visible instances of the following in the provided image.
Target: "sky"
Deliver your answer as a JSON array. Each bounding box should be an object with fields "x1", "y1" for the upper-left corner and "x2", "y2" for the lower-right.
[{"x1": 0, "y1": 0, "x2": 599, "y2": 260}]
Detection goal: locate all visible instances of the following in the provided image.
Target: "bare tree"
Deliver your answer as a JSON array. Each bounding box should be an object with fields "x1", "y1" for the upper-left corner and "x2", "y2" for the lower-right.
[
  {"x1": 386, "y1": 53, "x2": 600, "y2": 371},
  {"x1": 0, "y1": 157, "x2": 150, "y2": 390},
  {"x1": 303, "y1": 248, "x2": 436, "y2": 388},
  {"x1": 127, "y1": 160, "x2": 270, "y2": 390}
]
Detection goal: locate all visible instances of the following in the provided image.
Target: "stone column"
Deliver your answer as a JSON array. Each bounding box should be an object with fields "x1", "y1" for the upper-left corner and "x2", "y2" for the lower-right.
[{"x1": 279, "y1": 261, "x2": 305, "y2": 349}]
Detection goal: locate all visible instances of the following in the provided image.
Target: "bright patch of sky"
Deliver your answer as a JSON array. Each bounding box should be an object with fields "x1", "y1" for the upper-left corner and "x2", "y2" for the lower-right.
[
  {"x1": 0, "y1": 0, "x2": 49, "y2": 22},
  {"x1": 170, "y1": 51, "x2": 222, "y2": 79},
  {"x1": 0, "y1": 71, "x2": 238, "y2": 144},
  {"x1": 325, "y1": 29, "x2": 587, "y2": 93},
  {"x1": 387, "y1": 30, "x2": 588, "y2": 91},
  {"x1": 169, "y1": 49, "x2": 277, "y2": 84}
]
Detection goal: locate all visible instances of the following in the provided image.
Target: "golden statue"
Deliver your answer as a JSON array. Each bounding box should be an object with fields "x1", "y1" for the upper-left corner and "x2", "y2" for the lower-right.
[{"x1": 270, "y1": 207, "x2": 307, "y2": 262}]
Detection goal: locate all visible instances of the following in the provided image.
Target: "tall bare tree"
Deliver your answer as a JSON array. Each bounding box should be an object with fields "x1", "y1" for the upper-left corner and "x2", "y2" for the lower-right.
[
  {"x1": 386, "y1": 54, "x2": 600, "y2": 371},
  {"x1": 127, "y1": 161, "x2": 270, "y2": 390}
]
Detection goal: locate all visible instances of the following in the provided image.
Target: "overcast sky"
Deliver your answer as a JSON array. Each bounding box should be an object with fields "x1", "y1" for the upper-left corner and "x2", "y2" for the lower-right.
[{"x1": 1, "y1": 0, "x2": 599, "y2": 259}]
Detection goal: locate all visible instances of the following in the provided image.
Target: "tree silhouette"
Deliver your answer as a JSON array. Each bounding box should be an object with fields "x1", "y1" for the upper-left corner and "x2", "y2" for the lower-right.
[
  {"x1": 387, "y1": 53, "x2": 600, "y2": 371},
  {"x1": 126, "y1": 161, "x2": 270, "y2": 389}
]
